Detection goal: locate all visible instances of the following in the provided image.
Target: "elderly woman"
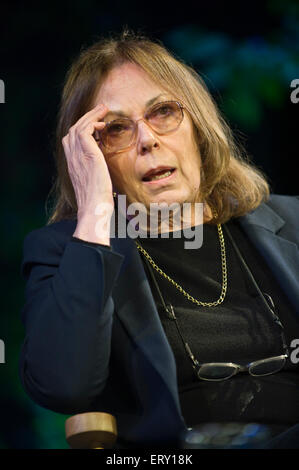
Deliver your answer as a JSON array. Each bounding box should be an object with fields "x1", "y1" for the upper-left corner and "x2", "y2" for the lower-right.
[{"x1": 20, "y1": 31, "x2": 299, "y2": 449}]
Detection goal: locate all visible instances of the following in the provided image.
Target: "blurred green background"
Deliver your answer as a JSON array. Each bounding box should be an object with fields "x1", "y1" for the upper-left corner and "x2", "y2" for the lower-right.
[{"x1": 0, "y1": 0, "x2": 298, "y2": 449}]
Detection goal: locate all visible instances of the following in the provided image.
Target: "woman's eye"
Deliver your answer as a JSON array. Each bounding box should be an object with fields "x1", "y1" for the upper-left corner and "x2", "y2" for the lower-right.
[
  {"x1": 110, "y1": 125, "x2": 123, "y2": 132},
  {"x1": 157, "y1": 106, "x2": 171, "y2": 115},
  {"x1": 150, "y1": 105, "x2": 172, "y2": 119},
  {"x1": 108, "y1": 123, "x2": 128, "y2": 134}
]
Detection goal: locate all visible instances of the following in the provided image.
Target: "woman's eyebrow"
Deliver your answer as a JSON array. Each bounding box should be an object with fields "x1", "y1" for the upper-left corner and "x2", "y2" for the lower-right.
[
  {"x1": 104, "y1": 93, "x2": 169, "y2": 119},
  {"x1": 146, "y1": 93, "x2": 167, "y2": 108}
]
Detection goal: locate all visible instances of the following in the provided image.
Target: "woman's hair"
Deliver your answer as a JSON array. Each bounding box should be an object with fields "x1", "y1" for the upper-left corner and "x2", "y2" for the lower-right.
[{"x1": 46, "y1": 28, "x2": 270, "y2": 226}]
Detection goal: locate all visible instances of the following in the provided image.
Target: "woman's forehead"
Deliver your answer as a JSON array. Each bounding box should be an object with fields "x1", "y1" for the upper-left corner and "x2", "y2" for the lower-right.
[{"x1": 94, "y1": 62, "x2": 172, "y2": 112}]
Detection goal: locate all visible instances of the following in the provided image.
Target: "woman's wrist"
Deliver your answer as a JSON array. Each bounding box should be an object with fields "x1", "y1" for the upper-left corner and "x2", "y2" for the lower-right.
[{"x1": 73, "y1": 211, "x2": 112, "y2": 246}]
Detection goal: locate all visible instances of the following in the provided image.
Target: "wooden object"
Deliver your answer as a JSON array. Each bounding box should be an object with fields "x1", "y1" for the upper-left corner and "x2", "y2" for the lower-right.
[{"x1": 65, "y1": 412, "x2": 117, "y2": 449}]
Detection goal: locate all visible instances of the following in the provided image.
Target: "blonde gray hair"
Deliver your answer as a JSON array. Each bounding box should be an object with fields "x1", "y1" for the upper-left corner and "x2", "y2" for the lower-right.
[{"x1": 46, "y1": 29, "x2": 270, "y2": 225}]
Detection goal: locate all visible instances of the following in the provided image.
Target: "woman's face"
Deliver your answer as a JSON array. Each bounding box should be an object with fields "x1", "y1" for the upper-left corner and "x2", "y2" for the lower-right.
[{"x1": 94, "y1": 62, "x2": 202, "y2": 210}]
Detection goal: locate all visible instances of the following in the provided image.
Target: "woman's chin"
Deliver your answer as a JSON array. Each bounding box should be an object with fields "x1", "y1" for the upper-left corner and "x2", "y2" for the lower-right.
[{"x1": 144, "y1": 191, "x2": 189, "y2": 208}]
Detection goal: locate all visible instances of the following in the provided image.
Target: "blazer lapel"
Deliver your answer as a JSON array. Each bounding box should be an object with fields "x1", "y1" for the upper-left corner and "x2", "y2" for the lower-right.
[
  {"x1": 238, "y1": 203, "x2": 299, "y2": 315},
  {"x1": 110, "y1": 229, "x2": 184, "y2": 419}
]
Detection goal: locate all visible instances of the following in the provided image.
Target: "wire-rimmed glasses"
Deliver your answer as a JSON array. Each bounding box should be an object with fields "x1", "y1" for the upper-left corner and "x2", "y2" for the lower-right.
[
  {"x1": 94, "y1": 100, "x2": 184, "y2": 155},
  {"x1": 191, "y1": 354, "x2": 288, "y2": 382}
]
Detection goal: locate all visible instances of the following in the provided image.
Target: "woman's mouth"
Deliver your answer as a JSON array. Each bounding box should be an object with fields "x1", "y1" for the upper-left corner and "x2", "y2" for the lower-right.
[{"x1": 142, "y1": 168, "x2": 176, "y2": 184}]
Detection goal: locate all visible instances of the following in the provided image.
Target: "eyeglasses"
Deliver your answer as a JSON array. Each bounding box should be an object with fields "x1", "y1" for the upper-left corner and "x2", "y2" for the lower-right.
[
  {"x1": 191, "y1": 354, "x2": 288, "y2": 382},
  {"x1": 94, "y1": 100, "x2": 184, "y2": 155},
  {"x1": 181, "y1": 316, "x2": 289, "y2": 382}
]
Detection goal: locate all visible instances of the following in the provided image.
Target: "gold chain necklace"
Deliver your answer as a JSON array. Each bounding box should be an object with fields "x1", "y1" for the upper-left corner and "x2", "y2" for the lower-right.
[{"x1": 135, "y1": 223, "x2": 227, "y2": 307}]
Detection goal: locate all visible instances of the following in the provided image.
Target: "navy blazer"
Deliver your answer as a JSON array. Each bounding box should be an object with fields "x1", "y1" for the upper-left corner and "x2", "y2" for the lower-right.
[{"x1": 19, "y1": 194, "x2": 299, "y2": 448}]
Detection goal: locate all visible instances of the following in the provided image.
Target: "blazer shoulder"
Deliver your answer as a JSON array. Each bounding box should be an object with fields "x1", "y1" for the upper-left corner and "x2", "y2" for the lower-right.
[
  {"x1": 263, "y1": 194, "x2": 299, "y2": 244},
  {"x1": 21, "y1": 219, "x2": 77, "y2": 280},
  {"x1": 23, "y1": 219, "x2": 77, "y2": 248},
  {"x1": 267, "y1": 193, "x2": 299, "y2": 206},
  {"x1": 266, "y1": 193, "x2": 299, "y2": 224}
]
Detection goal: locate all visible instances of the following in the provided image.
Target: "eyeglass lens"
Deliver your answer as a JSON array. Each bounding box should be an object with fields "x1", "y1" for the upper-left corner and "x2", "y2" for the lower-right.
[
  {"x1": 198, "y1": 364, "x2": 238, "y2": 381},
  {"x1": 249, "y1": 356, "x2": 286, "y2": 376},
  {"x1": 99, "y1": 101, "x2": 183, "y2": 152}
]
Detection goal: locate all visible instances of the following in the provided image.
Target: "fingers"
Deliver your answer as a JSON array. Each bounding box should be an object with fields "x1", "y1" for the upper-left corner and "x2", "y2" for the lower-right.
[
  {"x1": 63, "y1": 104, "x2": 108, "y2": 154},
  {"x1": 72, "y1": 103, "x2": 109, "y2": 131},
  {"x1": 74, "y1": 122, "x2": 107, "y2": 156},
  {"x1": 61, "y1": 104, "x2": 114, "y2": 215},
  {"x1": 63, "y1": 103, "x2": 108, "y2": 141}
]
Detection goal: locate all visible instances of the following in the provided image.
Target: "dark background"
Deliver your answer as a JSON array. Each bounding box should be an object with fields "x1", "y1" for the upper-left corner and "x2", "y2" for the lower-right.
[{"x1": 0, "y1": 0, "x2": 298, "y2": 449}]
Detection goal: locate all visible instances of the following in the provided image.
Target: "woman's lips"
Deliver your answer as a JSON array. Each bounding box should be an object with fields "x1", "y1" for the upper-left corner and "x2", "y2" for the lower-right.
[{"x1": 142, "y1": 168, "x2": 177, "y2": 185}]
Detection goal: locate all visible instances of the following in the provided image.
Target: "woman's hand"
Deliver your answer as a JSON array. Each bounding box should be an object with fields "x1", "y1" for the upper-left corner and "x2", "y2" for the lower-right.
[{"x1": 62, "y1": 104, "x2": 114, "y2": 245}]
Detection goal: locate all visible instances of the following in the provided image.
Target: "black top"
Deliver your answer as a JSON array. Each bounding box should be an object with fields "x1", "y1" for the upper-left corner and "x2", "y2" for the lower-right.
[
  {"x1": 72, "y1": 217, "x2": 299, "y2": 430},
  {"x1": 135, "y1": 219, "x2": 299, "y2": 428}
]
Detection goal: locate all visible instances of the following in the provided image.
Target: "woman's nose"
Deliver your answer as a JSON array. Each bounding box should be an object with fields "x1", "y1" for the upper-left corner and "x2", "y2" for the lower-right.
[{"x1": 136, "y1": 119, "x2": 160, "y2": 155}]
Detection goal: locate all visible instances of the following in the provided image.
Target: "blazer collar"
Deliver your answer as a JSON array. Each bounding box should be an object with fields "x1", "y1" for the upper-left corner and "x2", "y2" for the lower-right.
[
  {"x1": 238, "y1": 202, "x2": 299, "y2": 314},
  {"x1": 238, "y1": 201, "x2": 285, "y2": 233}
]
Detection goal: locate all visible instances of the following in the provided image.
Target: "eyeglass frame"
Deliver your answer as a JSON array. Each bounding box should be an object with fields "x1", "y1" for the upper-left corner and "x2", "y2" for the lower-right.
[
  {"x1": 191, "y1": 354, "x2": 289, "y2": 382},
  {"x1": 94, "y1": 100, "x2": 185, "y2": 155}
]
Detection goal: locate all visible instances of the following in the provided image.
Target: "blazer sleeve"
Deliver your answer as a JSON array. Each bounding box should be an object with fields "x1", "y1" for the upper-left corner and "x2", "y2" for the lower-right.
[{"x1": 19, "y1": 226, "x2": 124, "y2": 415}]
